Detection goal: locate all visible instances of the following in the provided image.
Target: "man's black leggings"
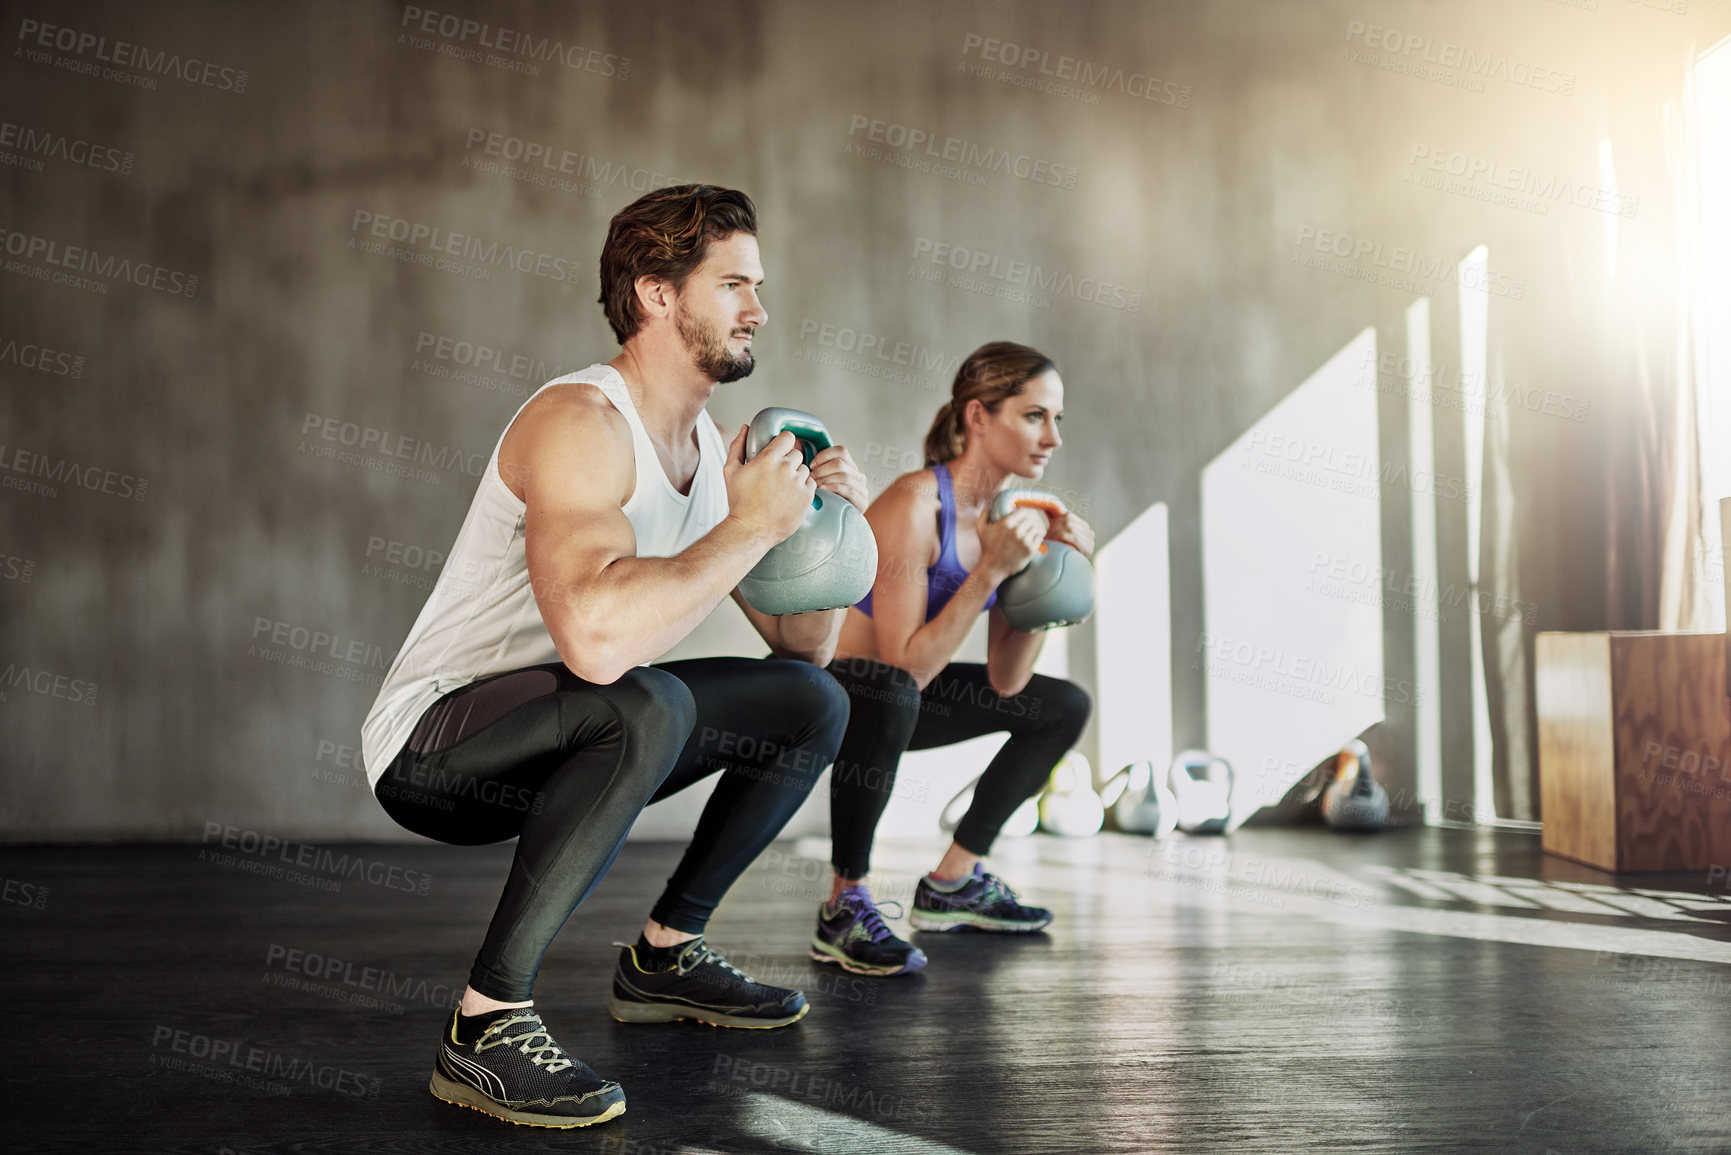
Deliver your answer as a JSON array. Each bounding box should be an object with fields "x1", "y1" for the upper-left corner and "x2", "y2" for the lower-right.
[
  {"x1": 824, "y1": 658, "x2": 1092, "y2": 880},
  {"x1": 373, "y1": 657, "x2": 848, "y2": 1002}
]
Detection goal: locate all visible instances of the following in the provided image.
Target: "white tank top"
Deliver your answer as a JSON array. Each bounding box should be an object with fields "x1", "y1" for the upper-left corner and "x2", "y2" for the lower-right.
[{"x1": 361, "y1": 363, "x2": 731, "y2": 784}]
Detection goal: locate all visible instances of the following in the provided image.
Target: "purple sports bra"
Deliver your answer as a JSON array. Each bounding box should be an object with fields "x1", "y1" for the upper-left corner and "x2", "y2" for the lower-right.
[{"x1": 855, "y1": 463, "x2": 998, "y2": 622}]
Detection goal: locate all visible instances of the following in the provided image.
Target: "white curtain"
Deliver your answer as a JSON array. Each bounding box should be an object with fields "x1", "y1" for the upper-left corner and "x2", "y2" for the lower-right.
[{"x1": 1661, "y1": 41, "x2": 1731, "y2": 632}]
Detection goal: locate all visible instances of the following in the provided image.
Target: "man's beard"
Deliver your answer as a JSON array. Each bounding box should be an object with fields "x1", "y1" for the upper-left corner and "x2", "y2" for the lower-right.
[{"x1": 675, "y1": 303, "x2": 755, "y2": 383}]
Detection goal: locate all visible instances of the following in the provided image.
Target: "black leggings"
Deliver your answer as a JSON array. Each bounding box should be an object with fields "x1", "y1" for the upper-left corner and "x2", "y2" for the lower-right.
[
  {"x1": 374, "y1": 657, "x2": 848, "y2": 1002},
  {"x1": 824, "y1": 658, "x2": 1092, "y2": 880}
]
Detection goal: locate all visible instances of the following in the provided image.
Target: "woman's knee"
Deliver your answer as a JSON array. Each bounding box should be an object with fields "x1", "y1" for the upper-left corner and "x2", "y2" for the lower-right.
[
  {"x1": 758, "y1": 659, "x2": 852, "y2": 734},
  {"x1": 830, "y1": 656, "x2": 921, "y2": 732},
  {"x1": 1028, "y1": 676, "x2": 1093, "y2": 733}
]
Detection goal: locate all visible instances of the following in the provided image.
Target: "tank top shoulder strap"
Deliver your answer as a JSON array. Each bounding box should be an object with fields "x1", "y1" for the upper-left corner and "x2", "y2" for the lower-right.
[
  {"x1": 587, "y1": 367, "x2": 713, "y2": 509},
  {"x1": 494, "y1": 366, "x2": 644, "y2": 466},
  {"x1": 695, "y1": 407, "x2": 728, "y2": 466},
  {"x1": 933, "y1": 462, "x2": 960, "y2": 566},
  {"x1": 588, "y1": 368, "x2": 651, "y2": 443}
]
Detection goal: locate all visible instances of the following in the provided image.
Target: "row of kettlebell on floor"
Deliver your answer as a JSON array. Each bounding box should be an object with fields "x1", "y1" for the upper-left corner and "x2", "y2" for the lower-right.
[{"x1": 937, "y1": 738, "x2": 1392, "y2": 840}]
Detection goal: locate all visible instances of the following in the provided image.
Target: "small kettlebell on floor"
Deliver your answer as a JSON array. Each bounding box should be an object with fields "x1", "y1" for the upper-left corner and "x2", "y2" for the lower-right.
[
  {"x1": 1321, "y1": 738, "x2": 1389, "y2": 831},
  {"x1": 1103, "y1": 760, "x2": 1179, "y2": 838},
  {"x1": 1169, "y1": 749, "x2": 1233, "y2": 834}
]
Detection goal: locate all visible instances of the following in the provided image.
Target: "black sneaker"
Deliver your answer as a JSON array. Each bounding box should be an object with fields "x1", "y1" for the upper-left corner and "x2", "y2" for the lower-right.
[
  {"x1": 430, "y1": 1007, "x2": 625, "y2": 1128},
  {"x1": 810, "y1": 886, "x2": 928, "y2": 976},
  {"x1": 909, "y1": 865, "x2": 1053, "y2": 933},
  {"x1": 608, "y1": 937, "x2": 809, "y2": 1028}
]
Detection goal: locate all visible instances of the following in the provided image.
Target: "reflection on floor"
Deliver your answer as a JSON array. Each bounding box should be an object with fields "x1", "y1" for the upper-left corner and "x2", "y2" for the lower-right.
[{"x1": 3, "y1": 825, "x2": 1729, "y2": 1153}]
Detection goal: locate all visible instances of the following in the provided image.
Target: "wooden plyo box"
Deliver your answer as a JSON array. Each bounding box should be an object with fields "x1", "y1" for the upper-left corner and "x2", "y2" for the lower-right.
[{"x1": 1536, "y1": 631, "x2": 1731, "y2": 872}]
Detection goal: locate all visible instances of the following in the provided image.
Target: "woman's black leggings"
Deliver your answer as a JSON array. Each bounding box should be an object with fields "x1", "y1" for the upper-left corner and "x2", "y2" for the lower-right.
[
  {"x1": 373, "y1": 657, "x2": 848, "y2": 1002},
  {"x1": 824, "y1": 658, "x2": 1092, "y2": 880}
]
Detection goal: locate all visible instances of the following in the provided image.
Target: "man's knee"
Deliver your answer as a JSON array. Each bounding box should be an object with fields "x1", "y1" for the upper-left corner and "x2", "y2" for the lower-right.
[{"x1": 609, "y1": 666, "x2": 698, "y2": 747}]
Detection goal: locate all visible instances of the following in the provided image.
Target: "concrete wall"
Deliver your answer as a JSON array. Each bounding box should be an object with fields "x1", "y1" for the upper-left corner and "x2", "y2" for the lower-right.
[{"x1": 1, "y1": 0, "x2": 1715, "y2": 841}]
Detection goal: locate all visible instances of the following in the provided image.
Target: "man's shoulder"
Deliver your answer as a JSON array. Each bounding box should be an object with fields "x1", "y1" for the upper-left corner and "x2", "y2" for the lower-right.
[
  {"x1": 531, "y1": 363, "x2": 620, "y2": 408},
  {"x1": 498, "y1": 371, "x2": 633, "y2": 498},
  {"x1": 527, "y1": 380, "x2": 623, "y2": 421},
  {"x1": 541, "y1": 362, "x2": 622, "y2": 391},
  {"x1": 518, "y1": 368, "x2": 629, "y2": 440}
]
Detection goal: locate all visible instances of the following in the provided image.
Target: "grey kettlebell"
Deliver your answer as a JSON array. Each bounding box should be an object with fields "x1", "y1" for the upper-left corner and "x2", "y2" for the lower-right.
[
  {"x1": 1169, "y1": 749, "x2": 1233, "y2": 834},
  {"x1": 1321, "y1": 738, "x2": 1389, "y2": 831},
  {"x1": 1104, "y1": 760, "x2": 1179, "y2": 838},
  {"x1": 737, "y1": 407, "x2": 878, "y2": 616},
  {"x1": 989, "y1": 489, "x2": 1095, "y2": 632}
]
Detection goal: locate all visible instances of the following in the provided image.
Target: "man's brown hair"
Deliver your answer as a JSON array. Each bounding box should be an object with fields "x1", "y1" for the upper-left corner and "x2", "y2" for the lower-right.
[{"x1": 597, "y1": 184, "x2": 759, "y2": 344}]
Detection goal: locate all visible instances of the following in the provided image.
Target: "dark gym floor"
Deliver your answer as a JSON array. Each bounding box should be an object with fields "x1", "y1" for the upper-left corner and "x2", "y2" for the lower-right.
[{"x1": 4, "y1": 824, "x2": 1731, "y2": 1154}]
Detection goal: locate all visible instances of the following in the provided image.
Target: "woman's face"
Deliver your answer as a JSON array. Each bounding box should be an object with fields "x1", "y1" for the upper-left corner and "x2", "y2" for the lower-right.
[{"x1": 971, "y1": 370, "x2": 1064, "y2": 481}]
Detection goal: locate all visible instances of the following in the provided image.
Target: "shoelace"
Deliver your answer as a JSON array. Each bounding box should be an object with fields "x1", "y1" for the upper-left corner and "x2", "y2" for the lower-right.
[
  {"x1": 841, "y1": 892, "x2": 904, "y2": 943},
  {"x1": 977, "y1": 872, "x2": 1022, "y2": 907},
  {"x1": 676, "y1": 939, "x2": 755, "y2": 982},
  {"x1": 478, "y1": 1012, "x2": 573, "y2": 1073},
  {"x1": 613, "y1": 936, "x2": 761, "y2": 986}
]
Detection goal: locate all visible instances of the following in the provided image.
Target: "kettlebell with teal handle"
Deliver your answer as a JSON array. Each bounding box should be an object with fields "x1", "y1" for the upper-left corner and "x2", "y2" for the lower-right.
[{"x1": 737, "y1": 407, "x2": 879, "y2": 616}]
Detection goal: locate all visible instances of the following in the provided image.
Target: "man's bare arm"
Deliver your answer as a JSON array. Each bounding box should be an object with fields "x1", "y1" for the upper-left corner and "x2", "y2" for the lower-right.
[{"x1": 510, "y1": 387, "x2": 810, "y2": 683}]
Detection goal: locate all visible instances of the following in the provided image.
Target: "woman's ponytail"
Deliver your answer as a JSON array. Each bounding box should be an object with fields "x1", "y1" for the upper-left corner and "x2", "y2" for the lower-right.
[{"x1": 923, "y1": 342, "x2": 1056, "y2": 465}]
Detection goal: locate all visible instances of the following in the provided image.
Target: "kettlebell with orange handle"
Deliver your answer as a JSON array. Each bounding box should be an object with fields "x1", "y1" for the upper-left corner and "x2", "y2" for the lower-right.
[{"x1": 987, "y1": 489, "x2": 1096, "y2": 631}]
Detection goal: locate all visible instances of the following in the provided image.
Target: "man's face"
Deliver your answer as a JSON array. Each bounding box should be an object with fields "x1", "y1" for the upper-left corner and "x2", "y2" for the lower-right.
[{"x1": 673, "y1": 232, "x2": 767, "y2": 384}]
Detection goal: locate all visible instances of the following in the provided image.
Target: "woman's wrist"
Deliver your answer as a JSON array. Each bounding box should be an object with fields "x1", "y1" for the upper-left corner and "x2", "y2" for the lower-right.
[{"x1": 971, "y1": 560, "x2": 1013, "y2": 588}]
